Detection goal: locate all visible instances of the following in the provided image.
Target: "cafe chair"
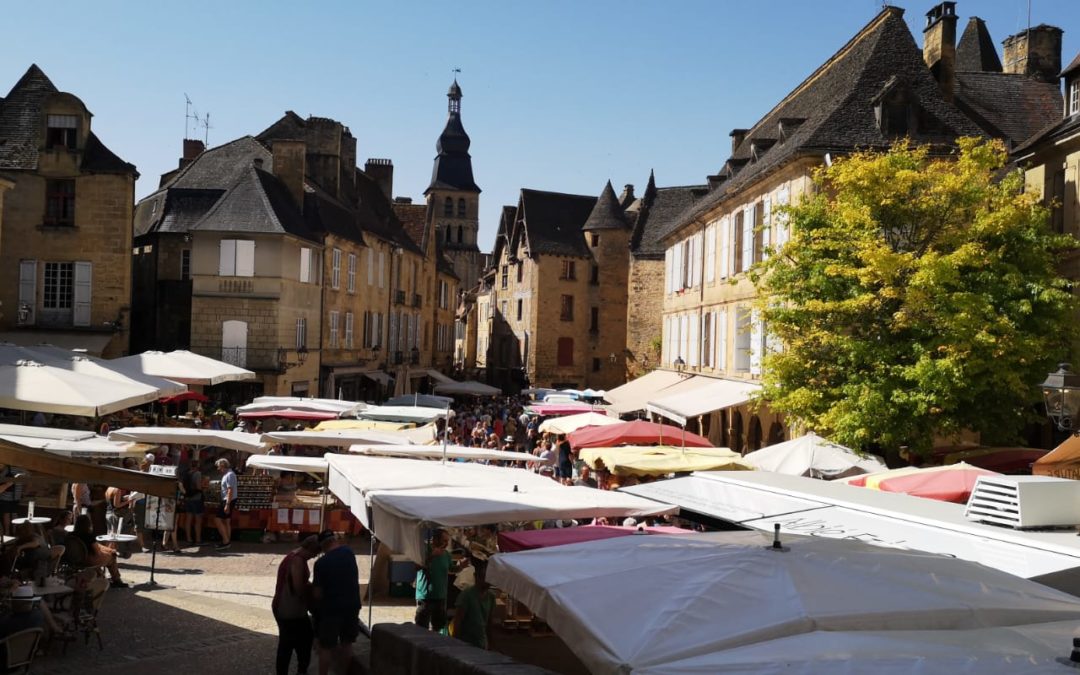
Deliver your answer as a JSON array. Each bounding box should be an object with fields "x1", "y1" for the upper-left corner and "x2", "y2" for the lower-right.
[
  {"x1": 63, "y1": 575, "x2": 108, "y2": 654},
  {"x1": 0, "y1": 626, "x2": 43, "y2": 674}
]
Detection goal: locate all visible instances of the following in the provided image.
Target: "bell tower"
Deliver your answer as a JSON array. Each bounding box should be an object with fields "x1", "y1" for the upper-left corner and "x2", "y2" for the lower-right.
[{"x1": 425, "y1": 78, "x2": 482, "y2": 292}]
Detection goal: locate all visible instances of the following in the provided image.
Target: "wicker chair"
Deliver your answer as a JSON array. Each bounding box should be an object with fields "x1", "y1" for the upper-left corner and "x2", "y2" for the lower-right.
[{"x1": 0, "y1": 627, "x2": 43, "y2": 674}]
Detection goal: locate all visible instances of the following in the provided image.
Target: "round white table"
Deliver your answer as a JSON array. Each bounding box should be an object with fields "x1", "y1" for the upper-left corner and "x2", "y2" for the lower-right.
[
  {"x1": 96, "y1": 534, "x2": 137, "y2": 544},
  {"x1": 32, "y1": 583, "x2": 73, "y2": 598},
  {"x1": 11, "y1": 517, "x2": 51, "y2": 526}
]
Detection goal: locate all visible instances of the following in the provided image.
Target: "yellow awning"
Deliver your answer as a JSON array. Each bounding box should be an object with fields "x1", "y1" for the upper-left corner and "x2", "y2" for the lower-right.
[
  {"x1": 312, "y1": 419, "x2": 414, "y2": 432},
  {"x1": 579, "y1": 445, "x2": 752, "y2": 477}
]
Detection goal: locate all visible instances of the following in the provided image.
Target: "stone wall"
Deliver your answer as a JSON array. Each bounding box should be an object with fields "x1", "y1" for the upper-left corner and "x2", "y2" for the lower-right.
[
  {"x1": 626, "y1": 256, "x2": 664, "y2": 379},
  {"x1": 369, "y1": 623, "x2": 557, "y2": 675}
]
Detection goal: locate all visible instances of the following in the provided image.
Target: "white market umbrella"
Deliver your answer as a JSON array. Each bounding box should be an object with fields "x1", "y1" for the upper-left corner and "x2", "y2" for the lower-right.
[
  {"x1": 261, "y1": 430, "x2": 413, "y2": 447},
  {"x1": 742, "y1": 432, "x2": 886, "y2": 479},
  {"x1": 488, "y1": 532, "x2": 1080, "y2": 675},
  {"x1": 0, "y1": 434, "x2": 146, "y2": 459},
  {"x1": 357, "y1": 405, "x2": 450, "y2": 424},
  {"x1": 47, "y1": 353, "x2": 186, "y2": 398},
  {"x1": 0, "y1": 360, "x2": 160, "y2": 416},
  {"x1": 538, "y1": 412, "x2": 620, "y2": 435},
  {"x1": 108, "y1": 350, "x2": 254, "y2": 386},
  {"x1": 348, "y1": 444, "x2": 534, "y2": 462},
  {"x1": 242, "y1": 396, "x2": 365, "y2": 416},
  {"x1": 432, "y1": 380, "x2": 500, "y2": 396},
  {"x1": 109, "y1": 427, "x2": 268, "y2": 454}
]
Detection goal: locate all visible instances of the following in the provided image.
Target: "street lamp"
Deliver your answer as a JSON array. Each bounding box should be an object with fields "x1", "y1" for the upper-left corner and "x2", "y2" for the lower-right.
[
  {"x1": 1041, "y1": 363, "x2": 1080, "y2": 431},
  {"x1": 297, "y1": 346, "x2": 308, "y2": 366},
  {"x1": 608, "y1": 352, "x2": 617, "y2": 365},
  {"x1": 674, "y1": 356, "x2": 686, "y2": 372}
]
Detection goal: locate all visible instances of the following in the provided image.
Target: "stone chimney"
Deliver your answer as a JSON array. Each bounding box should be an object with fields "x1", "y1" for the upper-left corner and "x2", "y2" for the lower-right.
[
  {"x1": 1003, "y1": 24, "x2": 1063, "y2": 83},
  {"x1": 923, "y1": 1, "x2": 958, "y2": 103},
  {"x1": 619, "y1": 184, "x2": 634, "y2": 205},
  {"x1": 730, "y1": 129, "x2": 749, "y2": 154},
  {"x1": 365, "y1": 158, "x2": 394, "y2": 200},
  {"x1": 178, "y1": 139, "x2": 205, "y2": 170},
  {"x1": 271, "y1": 139, "x2": 306, "y2": 209}
]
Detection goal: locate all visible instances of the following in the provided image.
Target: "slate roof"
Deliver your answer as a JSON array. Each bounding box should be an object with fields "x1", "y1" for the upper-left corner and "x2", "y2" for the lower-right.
[
  {"x1": 392, "y1": 202, "x2": 429, "y2": 253},
  {"x1": 662, "y1": 7, "x2": 989, "y2": 242},
  {"x1": 954, "y1": 72, "x2": 1061, "y2": 147},
  {"x1": 0, "y1": 64, "x2": 135, "y2": 175},
  {"x1": 428, "y1": 82, "x2": 480, "y2": 193},
  {"x1": 956, "y1": 17, "x2": 1002, "y2": 73},
  {"x1": 581, "y1": 181, "x2": 629, "y2": 232},
  {"x1": 515, "y1": 189, "x2": 597, "y2": 258},
  {"x1": 354, "y1": 170, "x2": 422, "y2": 256},
  {"x1": 1061, "y1": 51, "x2": 1080, "y2": 79},
  {"x1": 630, "y1": 182, "x2": 709, "y2": 259},
  {"x1": 190, "y1": 166, "x2": 319, "y2": 242},
  {"x1": 489, "y1": 205, "x2": 517, "y2": 268},
  {"x1": 163, "y1": 136, "x2": 271, "y2": 191}
]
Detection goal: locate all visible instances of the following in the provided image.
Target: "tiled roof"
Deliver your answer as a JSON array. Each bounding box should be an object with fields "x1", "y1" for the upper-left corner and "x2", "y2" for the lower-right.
[
  {"x1": 0, "y1": 64, "x2": 134, "y2": 175},
  {"x1": 164, "y1": 136, "x2": 271, "y2": 191},
  {"x1": 1061, "y1": 51, "x2": 1080, "y2": 79},
  {"x1": 581, "y1": 181, "x2": 629, "y2": 232},
  {"x1": 393, "y1": 202, "x2": 429, "y2": 253},
  {"x1": 517, "y1": 189, "x2": 596, "y2": 258},
  {"x1": 663, "y1": 7, "x2": 987, "y2": 241},
  {"x1": 190, "y1": 166, "x2": 320, "y2": 242},
  {"x1": 354, "y1": 170, "x2": 422, "y2": 256},
  {"x1": 955, "y1": 72, "x2": 1061, "y2": 147},
  {"x1": 956, "y1": 17, "x2": 1002, "y2": 73}
]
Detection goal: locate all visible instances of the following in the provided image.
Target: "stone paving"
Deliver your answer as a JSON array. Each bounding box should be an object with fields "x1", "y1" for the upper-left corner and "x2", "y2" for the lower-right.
[{"x1": 30, "y1": 534, "x2": 585, "y2": 674}]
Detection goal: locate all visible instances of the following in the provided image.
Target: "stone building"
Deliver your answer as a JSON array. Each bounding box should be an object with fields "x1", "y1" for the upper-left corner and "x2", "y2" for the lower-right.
[
  {"x1": 655, "y1": 2, "x2": 1062, "y2": 452},
  {"x1": 487, "y1": 183, "x2": 633, "y2": 391},
  {"x1": 0, "y1": 64, "x2": 137, "y2": 356},
  {"x1": 132, "y1": 111, "x2": 435, "y2": 399}
]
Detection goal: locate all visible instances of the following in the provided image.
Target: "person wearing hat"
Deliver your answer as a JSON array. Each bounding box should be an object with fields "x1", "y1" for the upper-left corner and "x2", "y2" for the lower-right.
[
  {"x1": 311, "y1": 530, "x2": 360, "y2": 675},
  {"x1": 273, "y1": 535, "x2": 320, "y2": 675},
  {"x1": 213, "y1": 459, "x2": 237, "y2": 551}
]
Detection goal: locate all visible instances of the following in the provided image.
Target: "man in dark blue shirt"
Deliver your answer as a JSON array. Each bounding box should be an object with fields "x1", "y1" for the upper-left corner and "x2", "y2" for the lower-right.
[{"x1": 312, "y1": 530, "x2": 360, "y2": 675}]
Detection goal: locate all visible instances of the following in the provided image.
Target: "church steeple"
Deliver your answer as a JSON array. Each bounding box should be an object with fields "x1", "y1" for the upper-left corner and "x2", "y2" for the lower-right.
[{"x1": 427, "y1": 78, "x2": 480, "y2": 194}]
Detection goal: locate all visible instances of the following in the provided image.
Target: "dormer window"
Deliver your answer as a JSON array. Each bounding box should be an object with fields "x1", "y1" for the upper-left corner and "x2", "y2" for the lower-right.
[
  {"x1": 1070, "y1": 79, "x2": 1080, "y2": 116},
  {"x1": 45, "y1": 114, "x2": 78, "y2": 150}
]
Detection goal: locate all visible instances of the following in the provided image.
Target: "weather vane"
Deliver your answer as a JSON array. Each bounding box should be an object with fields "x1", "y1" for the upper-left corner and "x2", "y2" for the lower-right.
[{"x1": 453, "y1": 68, "x2": 461, "y2": 77}]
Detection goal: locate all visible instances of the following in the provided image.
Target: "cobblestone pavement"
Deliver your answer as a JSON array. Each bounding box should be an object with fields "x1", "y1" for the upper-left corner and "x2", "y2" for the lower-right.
[{"x1": 31, "y1": 534, "x2": 412, "y2": 675}]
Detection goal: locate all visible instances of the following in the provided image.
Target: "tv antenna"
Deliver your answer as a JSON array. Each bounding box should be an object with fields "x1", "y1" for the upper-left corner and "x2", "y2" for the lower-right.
[{"x1": 184, "y1": 94, "x2": 212, "y2": 144}]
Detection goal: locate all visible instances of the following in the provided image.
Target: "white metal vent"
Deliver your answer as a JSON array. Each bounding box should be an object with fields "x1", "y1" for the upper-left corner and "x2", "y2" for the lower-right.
[{"x1": 965, "y1": 475, "x2": 1080, "y2": 529}]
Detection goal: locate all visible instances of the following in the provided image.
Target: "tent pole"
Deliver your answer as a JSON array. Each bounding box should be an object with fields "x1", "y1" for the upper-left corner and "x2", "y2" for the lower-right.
[
  {"x1": 367, "y1": 521, "x2": 375, "y2": 630},
  {"x1": 441, "y1": 401, "x2": 450, "y2": 466},
  {"x1": 319, "y1": 479, "x2": 327, "y2": 531}
]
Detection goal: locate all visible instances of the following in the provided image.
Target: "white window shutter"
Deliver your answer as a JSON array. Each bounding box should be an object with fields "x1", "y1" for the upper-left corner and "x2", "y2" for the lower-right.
[
  {"x1": 18, "y1": 260, "x2": 36, "y2": 325},
  {"x1": 367, "y1": 249, "x2": 374, "y2": 286},
  {"x1": 776, "y1": 186, "x2": 791, "y2": 246},
  {"x1": 762, "y1": 197, "x2": 772, "y2": 260},
  {"x1": 236, "y1": 241, "x2": 255, "y2": 277},
  {"x1": 692, "y1": 233, "x2": 703, "y2": 287},
  {"x1": 705, "y1": 224, "x2": 716, "y2": 283},
  {"x1": 688, "y1": 313, "x2": 700, "y2": 367},
  {"x1": 378, "y1": 252, "x2": 385, "y2": 288},
  {"x1": 717, "y1": 308, "x2": 727, "y2": 371},
  {"x1": 665, "y1": 248, "x2": 673, "y2": 294},
  {"x1": 662, "y1": 316, "x2": 671, "y2": 365},
  {"x1": 299, "y1": 247, "x2": 311, "y2": 283},
  {"x1": 718, "y1": 217, "x2": 730, "y2": 280},
  {"x1": 73, "y1": 262, "x2": 92, "y2": 326},
  {"x1": 750, "y1": 309, "x2": 763, "y2": 376},
  {"x1": 219, "y1": 240, "x2": 236, "y2": 276},
  {"x1": 741, "y1": 205, "x2": 755, "y2": 273},
  {"x1": 679, "y1": 314, "x2": 689, "y2": 363},
  {"x1": 672, "y1": 243, "x2": 682, "y2": 290}
]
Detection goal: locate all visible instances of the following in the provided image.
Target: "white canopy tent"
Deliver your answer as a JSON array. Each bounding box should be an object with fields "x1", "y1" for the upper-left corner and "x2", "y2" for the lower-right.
[
  {"x1": 742, "y1": 432, "x2": 886, "y2": 479},
  {"x1": 538, "y1": 412, "x2": 619, "y2": 435},
  {"x1": 432, "y1": 380, "x2": 500, "y2": 396},
  {"x1": 246, "y1": 455, "x2": 328, "y2": 474},
  {"x1": 0, "y1": 360, "x2": 160, "y2": 416},
  {"x1": 348, "y1": 444, "x2": 534, "y2": 462},
  {"x1": 261, "y1": 429, "x2": 413, "y2": 447},
  {"x1": 357, "y1": 406, "x2": 449, "y2": 424},
  {"x1": 0, "y1": 344, "x2": 187, "y2": 398},
  {"x1": 645, "y1": 377, "x2": 761, "y2": 426},
  {"x1": 372, "y1": 486, "x2": 677, "y2": 563},
  {"x1": 108, "y1": 350, "x2": 255, "y2": 386},
  {"x1": 384, "y1": 393, "x2": 453, "y2": 409},
  {"x1": 487, "y1": 532, "x2": 1080, "y2": 675},
  {"x1": 0, "y1": 423, "x2": 145, "y2": 458},
  {"x1": 604, "y1": 370, "x2": 687, "y2": 415},
  {"x1": 109, "y1": 427, "x2": 268, "y2": 454},
  {"x1": 238, "y1": 397, "x2": 365, "y2": 417}
]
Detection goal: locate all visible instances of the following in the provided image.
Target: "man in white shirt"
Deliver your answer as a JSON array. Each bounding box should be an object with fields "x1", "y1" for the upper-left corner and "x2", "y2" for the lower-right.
[{"x1": 213, "y1": 458, "x2": 237, "y2": 551}]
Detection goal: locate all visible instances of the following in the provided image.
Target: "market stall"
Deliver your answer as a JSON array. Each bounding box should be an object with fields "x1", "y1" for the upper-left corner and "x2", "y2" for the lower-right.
[
  {"x1": 537, "y1": 412, "x2": 617, "y2": 435},
  {"x1": 348, "y1": 444, "x2": 534, "y2": 462},
  {"x1": 107, "y1": 350, "x2": 256, "y2": 386},
  {"x1": 432, "y1": 380, "x2": 501, "y2": 396},
  {"x1": 487, "y1": 532, "x2": 1080, "y2": 675},
  {"x1": 742, "y1": 432, "x2": 886, "y2": 479},
  {"x1": 1034, "y1": 435, "x2": 1080, "y2": 479},
  {"x1": 497, "y1": 524, "x2": 694, "y2": 552},
  {"x1": 356, "y1": 405, "x2": 449, "y2": 424},
  {"x1": 578, "y1": 445, "x2": 750, "y2": 478},
  {"x1": 261, "y1": 429, "x2": 414, "y2": 447},
  {"x1": 0, "y1": 360, "x2": 161, "y2": 416},
  {"x1": 245, "y1": 455, "x2": 362, "y2": 535},
  {"x1": 568, "y1": 419, "x2": 713, "y2": 450},
  {"x1": 108, "y1": 427, "x2": 267, "y2": 454}
]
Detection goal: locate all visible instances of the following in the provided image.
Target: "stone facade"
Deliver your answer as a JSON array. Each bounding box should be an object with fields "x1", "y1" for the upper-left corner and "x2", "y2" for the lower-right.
[
  {"x1": 0, "y1": 66, "x2": 136, "y2": 356},
  {"x1": 625, "y1": 256, "x2": 664, "y2": 379}
]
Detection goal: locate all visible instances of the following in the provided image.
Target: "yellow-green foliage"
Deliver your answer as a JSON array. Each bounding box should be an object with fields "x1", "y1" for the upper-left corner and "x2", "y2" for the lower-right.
[{"x1": 755, "y1": 139, "x2": 1076, "y2": 454}]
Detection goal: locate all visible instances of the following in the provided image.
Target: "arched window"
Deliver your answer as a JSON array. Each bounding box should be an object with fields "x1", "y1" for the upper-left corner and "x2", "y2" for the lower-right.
[
  {"x1": 730, "y1": 410, "x2": 743, "y2": 454},
  {"x1": 443, "y1": 197, "x2": 453, "y2": 217},
  {"x1": 747, "y1": 415, "x2": 763, "y2": 452},
  {"x1": 457, "y1": 226, "x2": 463, "y2": 243},
  {"x1": 457, "y1": 198, "x2": 467, "y2": 218},
  {"x1": 222, "y1": 320, "x2": 248, "y2": 368},
  {"x1": 767, "y1": 420, "x2": 786, "y2": 446},
  {"x1": 445, "y1": 226, "x2": 452, "y2": 243}
]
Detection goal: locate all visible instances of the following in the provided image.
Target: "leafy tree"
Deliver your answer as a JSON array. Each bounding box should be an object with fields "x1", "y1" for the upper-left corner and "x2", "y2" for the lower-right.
[{"x1": 754, "y1": 138, "x2": 1076, "y2": 455}]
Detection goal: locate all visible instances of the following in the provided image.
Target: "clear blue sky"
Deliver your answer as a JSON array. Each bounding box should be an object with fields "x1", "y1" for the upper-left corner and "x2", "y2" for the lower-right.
[{"x1": 3, "y1": 1, "x2": 1079, "y2": 250}]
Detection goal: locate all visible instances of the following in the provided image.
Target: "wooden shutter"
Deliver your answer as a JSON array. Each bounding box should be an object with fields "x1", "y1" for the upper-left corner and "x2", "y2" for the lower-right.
[
  {"x1": 750, "y1": 309, "x2": 763, "y2": 376},
  {"x1": 776, "y1": 186, "x2": 791, "y2": 246},
  {"x1": 718, "y1": 216, "x2": 730, "y2": 279},
  {"x1": 73, "y1": 262, "x2": 92, "y2": 326},
  {"x1": 741, "y1": 205, "x2": 755, "y2": 273},
  {"x1": 761, "y1": 197, "x2": 772, "y2": 261},
  {"x1": 662, "y1": 316, "x2": 671, "y2": 365},
  {"x1": 688, "y1": 312, "x2": 700, "y2": 366},
  {"x1": 665, "y1": 248, "x2": 673, "y2": 293},
  {"x1": 691, "y1": 233, "x2": 703, "y2": 287},
  {"x1": 717, "y1": 308, "x2": 727, "y2": 371},
  {"x1": 299, "y1": 248, "x2": 311, "y2": 283},
  {"x1": 219, "y1": 240, "x2": 236, "y2": 276},
  {"x1": 705, "y1": 223, "x2": 716, "y2": 283},
  {"x1": 236, "y1": 241, "x2": 255, "y2": 277},
  {"x1": 378, "y1": 252, "x2": 385, "y2": 288},
  {"x1": 18, "y1": 260, "x2": 36, "y2": 325},
  {"x1": 557, "y1": 337, "x2": 574, "y2": 367}
]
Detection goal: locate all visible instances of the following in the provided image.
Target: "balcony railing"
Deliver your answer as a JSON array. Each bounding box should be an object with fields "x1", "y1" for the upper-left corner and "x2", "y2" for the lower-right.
[{"x1": 219, "y1": 278, "x2": 254, "y2": 294}]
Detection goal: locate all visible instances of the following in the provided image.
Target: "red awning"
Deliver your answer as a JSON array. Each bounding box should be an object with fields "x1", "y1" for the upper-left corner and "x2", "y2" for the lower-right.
[
  {"x1": 159, "y1": 391, "x2": 209, "y2": 404},
  {"x1": 876, "y1": 467, "x2": 1000, "y2": 504},
  {"x1": 569, "y1": 420, "x2": 713, "y2": 450},
  {"x1": 237, "y1": 409, "x2": 339, "y2": 421}
]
